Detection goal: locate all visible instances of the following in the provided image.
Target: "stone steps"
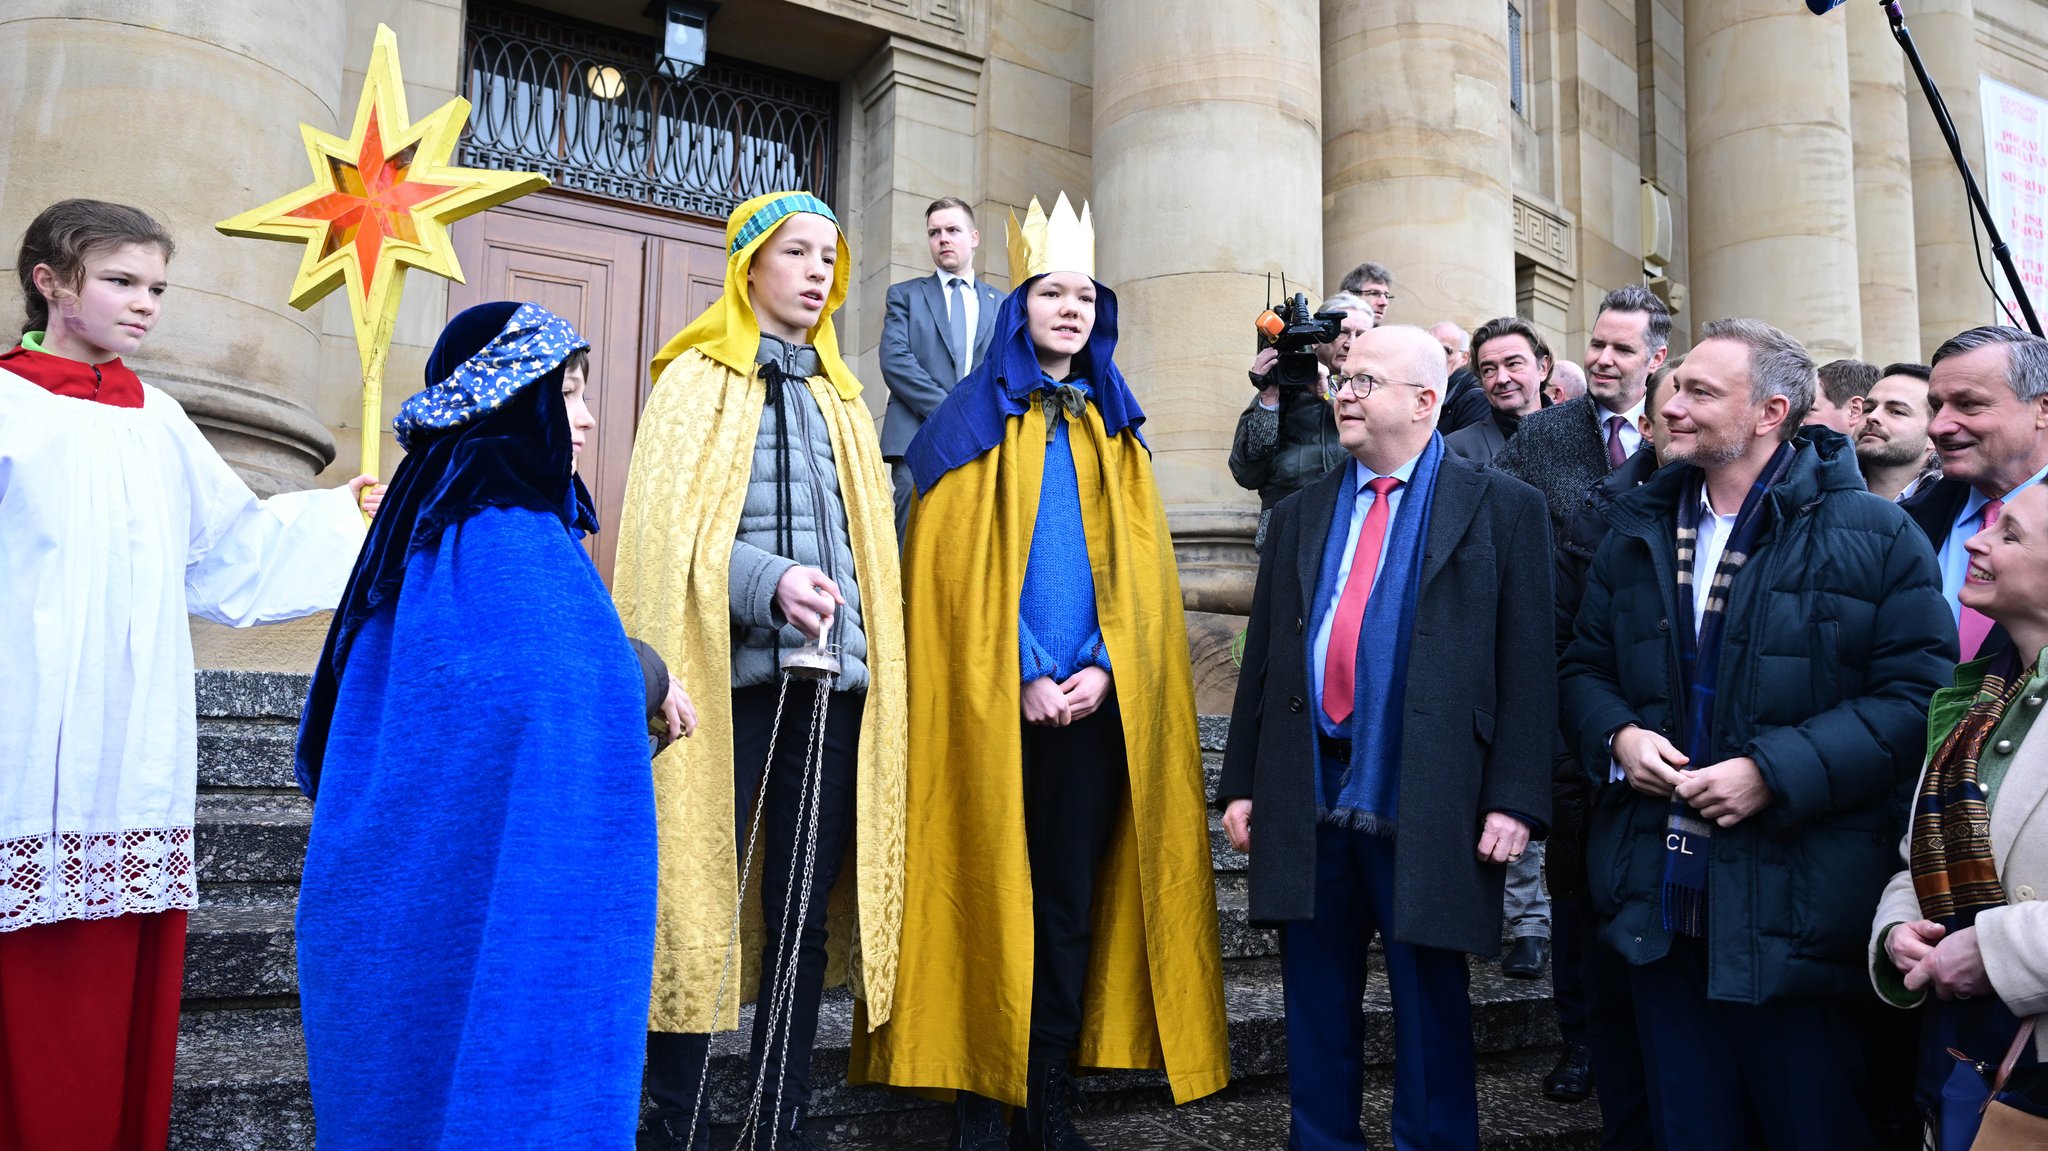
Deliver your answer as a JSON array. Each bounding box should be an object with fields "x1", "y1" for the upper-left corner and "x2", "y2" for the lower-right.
[
  {"x1": 817, "y1": 1048, "x2": 1601, "y2": 1150},
  {"x1": 170, "y1": 672, "x2": 1581, "y2": 1150},
  {"x1": 174, "y1": 952, "x2": 1564, "y2": 1149}
]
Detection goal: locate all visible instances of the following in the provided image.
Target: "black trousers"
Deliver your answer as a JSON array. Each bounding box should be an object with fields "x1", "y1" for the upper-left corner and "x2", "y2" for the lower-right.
[
  {"x1": 1630, "y1": 936, "x2": 1872, "y2": 1151},
  {"x1": 1022, "y1": 695, "x2": 1129, "y2": 1057},
  {"x1": 1553, "y1": 888, "x2": 1652, "y2": 1149},
  {"x1": 645, "y1": 682, "x2": 864, "y2": 1131}
]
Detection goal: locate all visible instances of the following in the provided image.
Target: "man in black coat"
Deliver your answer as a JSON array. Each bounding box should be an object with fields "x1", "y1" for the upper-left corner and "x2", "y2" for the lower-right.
[
  {"x1": 1560, "y1": 319, "x2": 1954, "y2": 1150},
  {"x1": 1217, "y1": 324, "x2": 1554, "y2": 1151},
  {"x1": 1493, "y1": 286, "x2": 1671, "y2": 555},
  {"x1": 1901, "y1": 325, "x2": 2048, "y2": 665}
]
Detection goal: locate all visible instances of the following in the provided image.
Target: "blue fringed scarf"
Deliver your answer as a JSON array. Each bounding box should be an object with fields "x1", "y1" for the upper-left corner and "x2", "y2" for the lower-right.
[
  {"x1": 1663, "y1": 441, "x2": 1796, "y2": 935},
  {"x1": 1311, "y1": 434, "x2": 1444, "y2": 831}
]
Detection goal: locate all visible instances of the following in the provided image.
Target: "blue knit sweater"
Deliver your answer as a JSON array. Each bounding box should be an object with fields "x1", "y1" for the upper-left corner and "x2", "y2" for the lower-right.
[{"x1": 1020, "y1": 376, "x2": 1112, "y2": 682}]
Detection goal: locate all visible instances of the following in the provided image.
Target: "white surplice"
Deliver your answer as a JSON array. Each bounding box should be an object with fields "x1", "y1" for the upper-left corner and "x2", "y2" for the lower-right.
[{"x1": 0, "y1": 367, "x2": 365, "y2": 931}]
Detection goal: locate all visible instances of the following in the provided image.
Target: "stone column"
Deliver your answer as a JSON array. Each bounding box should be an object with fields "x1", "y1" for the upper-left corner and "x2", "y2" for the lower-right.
[
  {"x1": 1900, "y1": 0, "x2": 1988, "y2": 358},
  {"x1": 849, "y1": 36, "x2": 984, "y2": 423},
  {"x1": 1322, "y1": 0, "x2": 1516, "y2": 332},
  {"x1": 1685, "y1": 1, "x2": 1861, "y2": 359},
  {"x1": 1093, "y1": 0, "x2": 1322, "y2": 616},
  {"x1": 1849, "y1": 0, "x2": 1921, "y2": 367},
  {"x1": 0, "y1": 0, "x2": 345, "y2": 494},
  {"x1": 1094, "y1": 0, "x2": 1319, "y2": 711}
]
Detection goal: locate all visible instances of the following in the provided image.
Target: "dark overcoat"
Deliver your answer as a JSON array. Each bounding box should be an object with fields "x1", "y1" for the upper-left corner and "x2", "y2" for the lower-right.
[{"x1": 1215, "y1": 450, "x2": 1556, "y2": 957}]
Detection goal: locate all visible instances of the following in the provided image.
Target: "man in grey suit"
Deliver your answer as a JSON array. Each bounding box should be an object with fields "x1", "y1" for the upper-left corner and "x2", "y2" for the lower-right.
[
  {"x1": 1217, "y1": 324, "x2": 1554, "y2": 1151},
  {"x1": 880, "y1": 196, "x2": 1004, "y2": 532}
]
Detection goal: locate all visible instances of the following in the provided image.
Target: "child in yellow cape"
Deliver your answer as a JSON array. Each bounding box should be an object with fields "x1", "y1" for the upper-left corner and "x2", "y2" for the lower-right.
[
  {"x1": 851, "y1": 194, "x2": 1230, "y2": 1150},
  {"x1": 610, "y1": 192, "x2": 907, "y2": 1151}
]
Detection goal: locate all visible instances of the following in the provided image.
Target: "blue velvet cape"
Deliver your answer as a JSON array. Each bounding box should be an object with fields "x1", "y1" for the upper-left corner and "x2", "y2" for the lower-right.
[
  {"x1": 292, "y1": 303, "x2": 655, "y2": 1149},
  {"x1": 902, "y1": 274, "x2": 1146, "y2": 495}
]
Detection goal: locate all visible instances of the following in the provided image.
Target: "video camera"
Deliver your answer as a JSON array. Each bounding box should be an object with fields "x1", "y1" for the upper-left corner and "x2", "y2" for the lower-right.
[{"x1": 1255, "y1": 291, "x2": 1346, "y2": 393}]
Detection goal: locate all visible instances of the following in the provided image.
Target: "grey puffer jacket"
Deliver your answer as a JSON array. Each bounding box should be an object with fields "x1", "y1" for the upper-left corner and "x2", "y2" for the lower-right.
[{"x1": 727, "y1": 336, "x2": 869, "y2": 692}]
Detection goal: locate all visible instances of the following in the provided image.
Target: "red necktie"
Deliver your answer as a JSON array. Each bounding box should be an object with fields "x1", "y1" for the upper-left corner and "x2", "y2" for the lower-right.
[
  {"x1": 1605, "y1": 414, "x2": 1628, "y2": 470},
  {"x1": 1322, "y1": 476, "x2": 1403, "y2": 724},
  {"x1": 1959, "y1": 498, "x2": 2005, "y2": 660}
]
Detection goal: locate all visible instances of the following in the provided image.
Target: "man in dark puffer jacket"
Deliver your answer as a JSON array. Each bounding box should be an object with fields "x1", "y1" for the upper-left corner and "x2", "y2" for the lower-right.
[{"x1": 1561, "y1": 319, "x2": 1955, "y2": 1150}]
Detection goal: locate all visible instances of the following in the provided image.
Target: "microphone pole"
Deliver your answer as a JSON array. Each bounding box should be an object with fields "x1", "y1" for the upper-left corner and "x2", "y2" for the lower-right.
[{"x1": 1881, "y1": 0, "x2": 2043, "y2": 335}]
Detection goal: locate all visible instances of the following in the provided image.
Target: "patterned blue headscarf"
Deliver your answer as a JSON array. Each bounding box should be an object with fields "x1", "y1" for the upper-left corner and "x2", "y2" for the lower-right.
[{"x1": 393, "y1": 302, "x2": 589, "y2": 450}]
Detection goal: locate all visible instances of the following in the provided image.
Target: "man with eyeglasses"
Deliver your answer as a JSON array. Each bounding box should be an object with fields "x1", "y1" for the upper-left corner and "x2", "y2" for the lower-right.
[
  {"x1": 1339, "y1": 261, "x2": 1395, "y2": 322},
  {"x1": 1219, "y1": 324, "x2": 1554, "y2": 1151}
]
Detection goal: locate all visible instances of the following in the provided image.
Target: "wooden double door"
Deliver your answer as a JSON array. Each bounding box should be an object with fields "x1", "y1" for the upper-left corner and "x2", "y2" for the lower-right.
[{"x1": 449, "y1": 191, "x2": 728, "y2": 581}]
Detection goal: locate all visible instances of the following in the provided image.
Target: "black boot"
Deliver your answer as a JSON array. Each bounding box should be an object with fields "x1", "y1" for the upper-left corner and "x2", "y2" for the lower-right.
[
  {"x1": 1010, "y1": 1057, "x2": 1098, "y2": 1151},
  {"x1": 766, "y1": 1101, "x2": 831, "y2": 1151},
  {"x1": 1541, "y1": 1039, "x2": 1594, "y2": 1102},
  {"x1": 952, "y1": 1092, "x2": 1010, "y2": 1151}
]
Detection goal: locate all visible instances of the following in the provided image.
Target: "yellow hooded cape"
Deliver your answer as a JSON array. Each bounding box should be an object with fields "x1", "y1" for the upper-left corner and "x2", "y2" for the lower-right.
[
  {"x1": 850, "y1": 401, "x2": 1230, "y2": 1106},
  {"x1": 612, "y1": 192, "x2": 906, "y2": 1033}
]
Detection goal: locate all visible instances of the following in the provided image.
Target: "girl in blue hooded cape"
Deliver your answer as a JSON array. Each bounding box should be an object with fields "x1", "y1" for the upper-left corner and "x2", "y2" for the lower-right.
[
  {"x1": 860, "y1": 224, "x2": 1231, "y2": 1146},
  {"x1": 293, "y1": 301, "x2": 659, "y2": 1151}
]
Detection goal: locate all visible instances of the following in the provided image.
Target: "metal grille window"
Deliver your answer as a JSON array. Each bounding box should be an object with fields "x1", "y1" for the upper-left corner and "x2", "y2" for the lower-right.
[
  {"x1": 461, "y1": 3, "x2": 837, "y2": 217},
  {"x1": 1508, "y1": 2, "x2": 1525, "y2": 117}
]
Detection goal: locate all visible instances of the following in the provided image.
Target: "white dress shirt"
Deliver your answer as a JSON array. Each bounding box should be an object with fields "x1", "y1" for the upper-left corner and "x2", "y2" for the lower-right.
[{"x1": 1597, "y1": 396, "x2": 1646, "y2": 460}]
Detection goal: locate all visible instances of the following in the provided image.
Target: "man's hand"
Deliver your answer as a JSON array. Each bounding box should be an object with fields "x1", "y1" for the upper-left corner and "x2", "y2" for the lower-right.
[
  {"x1": 1905, "y1": 925, "x2": 1991, "y2": 1001},
  {"x1": 1023, "y1": 676, "x2": 1071, "y2": 727},
  {"x1": 662, "y1": 677, "x2": 698, "y2": 742},
  {"x1": 1059, "y1": 667, "x2": 1112, "y2": 721},
  {"x1": 1222, "y1": 798, "x2": 1253, "y2": 854},
  {"x1": 1476, "y1": 812, "x2": 1532, "y2": 864},
  {"x1": 774, "y1": 566, "x2": 843, "y2": 640},
  {"x1": 1886, "y1": 919, "x2": 1947, "y2": 976},
  {"x1": 1250, "y1": 347, "x2": 1281, "y2": 408},
  {"x1": 1613, "y1": 725, "x2": 1689, "y2": 797},
  {"x1": 346, "y1": 474, "x2": 385, "y2": 518},
  {"x1": 1673, "y1": 756, "x2": 1772, "y2": 827}
]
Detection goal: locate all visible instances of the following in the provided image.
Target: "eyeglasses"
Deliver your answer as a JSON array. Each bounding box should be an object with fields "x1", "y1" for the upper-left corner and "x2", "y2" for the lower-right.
[
  {"x1": 1357, "y1": 287, "x2": 1395, "y2": 302},
  {"x1": 1331, "y1": 372, "x2": 1429, "y2": 398}
]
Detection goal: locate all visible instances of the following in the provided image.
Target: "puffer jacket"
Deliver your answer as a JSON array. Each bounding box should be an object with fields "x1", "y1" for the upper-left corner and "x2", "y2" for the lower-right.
[
  {"x1": 1559, "y1": 428, "x2": 1954, "y2": 1004},
  {"x1": 727, "y1": 338, "x2": 869, "y2": 692}
]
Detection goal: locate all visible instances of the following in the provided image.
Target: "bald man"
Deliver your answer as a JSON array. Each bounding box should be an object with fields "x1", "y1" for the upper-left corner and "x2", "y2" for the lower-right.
[
  {"x1": 1547, "y1": 360, "x2": 1588, "y2": 406},
  {"x1": 1219, "y1": 325, "x2": 1556, "y2": 1151}
]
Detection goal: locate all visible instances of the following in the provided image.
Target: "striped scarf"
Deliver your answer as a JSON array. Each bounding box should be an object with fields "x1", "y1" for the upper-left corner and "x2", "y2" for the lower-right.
[
  {"x1": 1662, "y1": 442, "x2": 1796, "y2": 937},
  {"x1": 1911, "y1": 648, "x2": 2027, "y2": 929}
]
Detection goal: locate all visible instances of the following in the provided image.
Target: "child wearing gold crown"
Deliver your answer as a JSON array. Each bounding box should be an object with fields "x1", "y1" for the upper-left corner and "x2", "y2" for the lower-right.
[
  {"x1": 853, "y1": 194, "x2": 1229, "y2": 1151},
  {"x1": 610, "y1": 193, "x2": 908, "y2": 1151}
]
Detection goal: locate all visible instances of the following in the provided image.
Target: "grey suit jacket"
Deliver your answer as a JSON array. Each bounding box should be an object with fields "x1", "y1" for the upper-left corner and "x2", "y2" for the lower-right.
[{"x1": 879, "y1": 272, "x2": 1003, "y2": 459}]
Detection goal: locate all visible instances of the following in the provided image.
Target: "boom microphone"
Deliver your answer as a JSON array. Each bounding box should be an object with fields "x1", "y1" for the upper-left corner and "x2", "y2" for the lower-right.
[{"x1": 1806, "y1": 0, "x2": 1846, "y2": 11}]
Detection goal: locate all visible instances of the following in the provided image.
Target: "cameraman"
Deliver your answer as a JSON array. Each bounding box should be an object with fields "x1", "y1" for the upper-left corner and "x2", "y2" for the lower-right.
[{"x1": 1228, "y1": 291, "x2": 1373, "y2": 550}]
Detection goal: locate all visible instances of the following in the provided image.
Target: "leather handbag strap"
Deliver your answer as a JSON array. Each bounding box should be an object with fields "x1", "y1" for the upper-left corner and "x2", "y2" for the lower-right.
[{"x1": 1987, "y1": 1017, "x2": 2039, "y2": 1103}]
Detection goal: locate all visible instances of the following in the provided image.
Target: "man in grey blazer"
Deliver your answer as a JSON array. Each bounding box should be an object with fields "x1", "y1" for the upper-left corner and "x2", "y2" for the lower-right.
[
  {"x1": 1217, "y1": 324, "x2": 1554, "y2": 1151},
  {"x1": 879, "y1": 196, "x2": 1004, "y2": 533}
]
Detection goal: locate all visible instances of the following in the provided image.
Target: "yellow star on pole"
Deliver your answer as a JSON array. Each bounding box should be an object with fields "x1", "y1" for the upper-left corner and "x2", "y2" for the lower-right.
[{"x1": 218, "y1": 23, "x2": 547, "y2": 486}]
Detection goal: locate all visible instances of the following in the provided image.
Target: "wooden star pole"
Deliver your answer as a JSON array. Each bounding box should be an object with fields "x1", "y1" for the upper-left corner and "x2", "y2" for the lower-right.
[{"x1": 218, "y1": 24, "x2": 548, "y2": 502}]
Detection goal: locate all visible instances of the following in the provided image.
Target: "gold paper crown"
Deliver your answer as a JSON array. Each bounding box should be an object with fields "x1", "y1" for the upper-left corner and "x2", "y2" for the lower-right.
[{"x1": 1006, "y1": 193, "x2": 1095, "y2": 281}]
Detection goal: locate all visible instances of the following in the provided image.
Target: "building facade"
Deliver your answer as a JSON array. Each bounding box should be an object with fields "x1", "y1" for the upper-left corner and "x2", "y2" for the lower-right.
[{"x1": 5, "y1": 0, "x2": 2046, "y2": 698}]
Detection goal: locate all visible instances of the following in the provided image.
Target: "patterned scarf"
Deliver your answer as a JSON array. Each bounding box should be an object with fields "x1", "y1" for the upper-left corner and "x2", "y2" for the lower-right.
[
  {"x1": 1911, "y1": 647, "x2": 2027, "y2": 929},
  {"x1": 1662, "y1": 442, "x2": 1796, "y2": 937}
]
